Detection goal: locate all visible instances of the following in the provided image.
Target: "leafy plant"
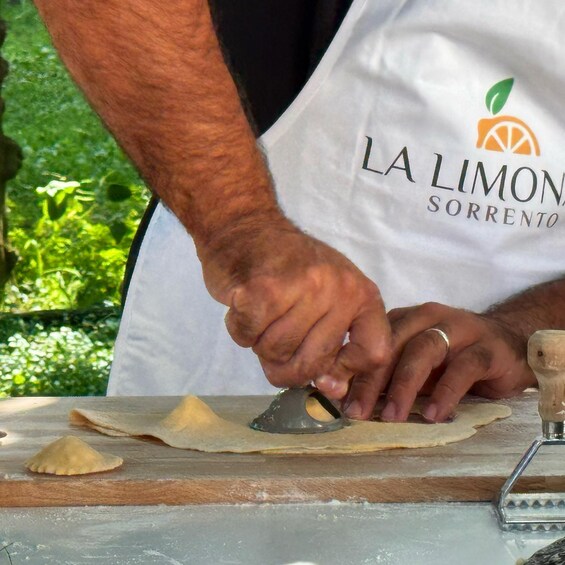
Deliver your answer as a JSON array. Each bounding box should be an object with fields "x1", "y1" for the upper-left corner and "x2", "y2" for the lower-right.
[
  {"x1": 2, "y1": 1, "x2": 149, "y2": 312},
  {"x1": 4, "y1": 173, "x2": 147, "y2": 310},
  {"x1": 0, "y1": 314, "x2": 118, "y2": 396},
  {"x1": 0, "y1": 2, "x2": 150, "y2": 397},
  {"x1": 3, "y1": 1, "x2": 143, "y2": 227}
]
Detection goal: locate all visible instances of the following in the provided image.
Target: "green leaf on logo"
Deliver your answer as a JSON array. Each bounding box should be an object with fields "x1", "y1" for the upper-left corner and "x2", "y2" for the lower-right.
[{"x1": 485, "y1": 78, "x2": 514, "y2": 115}]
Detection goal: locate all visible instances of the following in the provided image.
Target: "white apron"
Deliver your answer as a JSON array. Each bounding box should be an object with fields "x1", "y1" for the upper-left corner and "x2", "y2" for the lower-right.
[{"x1": 108, "y1": 0, "x2": 565, "y2": 396}]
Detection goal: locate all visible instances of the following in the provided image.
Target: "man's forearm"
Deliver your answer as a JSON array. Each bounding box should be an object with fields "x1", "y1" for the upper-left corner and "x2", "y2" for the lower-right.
[
  {"x1": 34, "y1": 0, "x2": 281, "y2": 247},
  {"x1": 484, "y1": 276, "x2": 565, "y2": 348}
]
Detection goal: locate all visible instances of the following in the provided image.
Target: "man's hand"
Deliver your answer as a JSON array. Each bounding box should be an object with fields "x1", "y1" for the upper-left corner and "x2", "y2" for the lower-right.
[
  {"x1": 198, "y1": 214, "x2": 392, "y2": 396},
  {"x1": 344, "y1": 302, "x2": 536, "y2": 422}
]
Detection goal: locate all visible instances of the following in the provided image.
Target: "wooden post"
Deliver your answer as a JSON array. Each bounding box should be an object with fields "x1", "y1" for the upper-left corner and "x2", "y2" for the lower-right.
[{"x1": 0, "y1": 18, "x2": 23, "y2": 294}]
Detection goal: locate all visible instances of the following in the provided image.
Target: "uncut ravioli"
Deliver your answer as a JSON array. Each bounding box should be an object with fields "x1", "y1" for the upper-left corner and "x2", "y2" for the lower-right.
[
  {"x1": 25, "y1": 435, "x2": 123, "y2": 475},
  {"x1": 69, "y1": 396, "x2": 511, "y2": 454}
]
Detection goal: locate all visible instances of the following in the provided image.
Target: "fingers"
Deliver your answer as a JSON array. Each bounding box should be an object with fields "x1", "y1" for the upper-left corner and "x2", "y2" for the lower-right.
[
  {"x1": 252, "y1": 304, "x2": 328, "y2": 364},
  {"x1": 203, "y1": 222, "x2": 394, "y2": 396},
  {"x1": 332, "y1": 301, "x2": 532, "y2": 423},
  {"x1": 378, "y1": 304, "x2": 483, "y2": 422},
  {"x1": 421, "y1": 346, "x2": 492, "y2": 422},
  {"x1": 224, "y1": 251, "x2": 391, "y2": 395},
  {"x1": 343, "y1": 303, "x2": 451, "y2": 420},
  {"x1": 259, "y1": 310, "x2": 349, "y2": 389},
  {"x1": 381, "y1": 306, "x2": 532, "y2": 422},
  {"x1": 343, "y1": 370, "x2": 388, "y2": 420},
  {"x1": 225, "y1": 279, "x2": 301, "y2": 348},
  {"x1": 388, "y1": 302, "x2": 448, "y2": 339},
  {"x1": 323, "y1": 302, "x2": 393, "y2": 418},
  {"x1": 381, "y1": 327, "x2": 452, "y2": 421},
  {"x1": 261, "y1": 298, "x2": 390, "y2": 395},
  {"x1": 315, "y1": 304, "x2": 391, "y2": 400}
]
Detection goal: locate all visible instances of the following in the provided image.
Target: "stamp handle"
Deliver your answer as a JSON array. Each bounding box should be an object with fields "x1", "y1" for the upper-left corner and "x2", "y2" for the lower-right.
[{"x1": 527, "y1": 330, "x2": 565, "y2": 438}]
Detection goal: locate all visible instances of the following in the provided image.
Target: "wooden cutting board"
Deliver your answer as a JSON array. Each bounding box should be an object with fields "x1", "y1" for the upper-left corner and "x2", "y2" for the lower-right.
[{"x1": 1, "y1": 392, "x2": 563, "y2": 507}]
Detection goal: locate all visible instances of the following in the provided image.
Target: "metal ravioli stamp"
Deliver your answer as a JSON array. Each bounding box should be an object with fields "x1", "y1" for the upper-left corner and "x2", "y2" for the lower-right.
[
  {"x1": 249, "y1": 385, "x2": 349, "y2": 434},
  {"x1": 495, "y1": 330, "x2": 565, "y2": 531}
]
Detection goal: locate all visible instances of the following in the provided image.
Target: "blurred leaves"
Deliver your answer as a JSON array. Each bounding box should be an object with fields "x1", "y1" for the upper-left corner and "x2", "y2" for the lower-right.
[
  {"x1": 1, "y1": 2, "x2": 151, "y2": 396},
  {"x1": 5, "y1": 174, "x2": 146, "y2": 310},
  {"x1": 2, "y1": 3, "x2": 150, "y2": 312},
  {"x1": 106, "y1": 183, "x2": 132, "y2": 202},
  {"x1": 0, "y1": 312, "x2": 119, "y2": 396}
]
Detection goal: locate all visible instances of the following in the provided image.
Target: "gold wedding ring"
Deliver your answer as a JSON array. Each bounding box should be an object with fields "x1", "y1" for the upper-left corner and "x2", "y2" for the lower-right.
[{"x1": 424, "y1": 327, "x2": 450, "y2": 354}]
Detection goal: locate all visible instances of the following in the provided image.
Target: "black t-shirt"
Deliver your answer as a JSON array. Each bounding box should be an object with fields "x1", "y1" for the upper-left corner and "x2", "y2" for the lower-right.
[
  {"x1": 123, "y1": 0, "x2": 353, "y2": 300},
  {"x1": 210, "y1": 0, "x2": 353, "y2": 134}
]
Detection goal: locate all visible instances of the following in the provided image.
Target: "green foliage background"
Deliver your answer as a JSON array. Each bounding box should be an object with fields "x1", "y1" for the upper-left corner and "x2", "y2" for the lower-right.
[
  {"x1": 1, "y1": 1, "x2": 150, "y2": 396},
  {"x1": 0, "y1": 312, "x2": 118, "y2": 396}
]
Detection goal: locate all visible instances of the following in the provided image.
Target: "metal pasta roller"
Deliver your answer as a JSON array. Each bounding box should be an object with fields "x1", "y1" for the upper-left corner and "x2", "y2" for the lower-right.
[
  {"x1": 250, "y1": 385, "x2": 349, "y2": 434},
  {"x1": 495, "y1": 329, "x2": 565, "y2": 531}
]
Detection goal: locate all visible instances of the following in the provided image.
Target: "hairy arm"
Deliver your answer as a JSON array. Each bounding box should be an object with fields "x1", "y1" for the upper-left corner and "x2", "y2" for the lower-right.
[
  {"x1": 34, "y1": 0, "x2": 278, "y2": 245},
  {"x1": 34, "y1": 0, "x2": 392, "y2": 394},
  {"x1": 483, "y1": 277, "x2": 565, "y2": 346}
]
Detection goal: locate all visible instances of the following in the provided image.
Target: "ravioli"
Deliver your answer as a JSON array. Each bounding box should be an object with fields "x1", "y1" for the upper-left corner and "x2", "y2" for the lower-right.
[{"x1": 25, "y1": 435, "x2": 123, "y2": 475}]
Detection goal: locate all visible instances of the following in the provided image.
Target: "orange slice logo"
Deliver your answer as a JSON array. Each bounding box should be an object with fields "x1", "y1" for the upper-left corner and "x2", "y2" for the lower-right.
[{"x1": 476, "y1": 78, "x2": 540, "y2": 156}]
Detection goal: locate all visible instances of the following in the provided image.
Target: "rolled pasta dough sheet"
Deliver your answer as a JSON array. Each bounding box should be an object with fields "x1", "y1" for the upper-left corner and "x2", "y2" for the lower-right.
[{"x1": 69, "y1": 396, "x2": 511, "y2": 454}]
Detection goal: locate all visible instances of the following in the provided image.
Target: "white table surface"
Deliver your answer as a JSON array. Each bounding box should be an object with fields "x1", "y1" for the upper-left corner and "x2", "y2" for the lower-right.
[{"x1": 1, "y1": 502, "x2": 562, "y2": 564}]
